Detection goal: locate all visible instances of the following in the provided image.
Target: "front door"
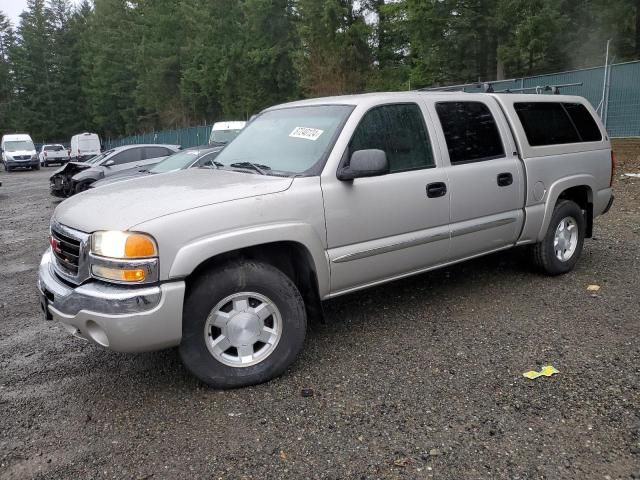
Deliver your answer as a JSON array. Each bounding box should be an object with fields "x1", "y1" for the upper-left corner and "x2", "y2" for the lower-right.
[{"x1": 322, "y1": 102, "x2": 451, "y2": 295}]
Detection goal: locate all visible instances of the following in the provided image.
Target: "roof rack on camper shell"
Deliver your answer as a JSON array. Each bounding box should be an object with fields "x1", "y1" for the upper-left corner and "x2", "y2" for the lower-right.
[{"x1": 419, "y1": 81, "x2": 583, "y2": 95}]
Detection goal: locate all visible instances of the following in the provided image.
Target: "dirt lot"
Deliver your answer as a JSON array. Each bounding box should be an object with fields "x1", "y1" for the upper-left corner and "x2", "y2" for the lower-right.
[{"x1": 1, "y1": 143, "x2": 639, "y2": 480}]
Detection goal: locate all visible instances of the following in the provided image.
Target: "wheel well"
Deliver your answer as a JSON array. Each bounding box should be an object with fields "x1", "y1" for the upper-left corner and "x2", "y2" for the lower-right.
[
  {"x1": 186, "y1": 241, "x2": 324, "y2": 323},
  {"x1": 558, "y1": 185, "x2": 593, "y2": 238}
]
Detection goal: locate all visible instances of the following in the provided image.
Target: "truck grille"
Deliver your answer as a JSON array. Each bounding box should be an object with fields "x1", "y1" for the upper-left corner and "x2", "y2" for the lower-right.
[
  {"x1": 14, "y1": 155, "x2": 31, "y2": 160},
  {"x1": 51, "y1": 228, "x2": 81, "y2": 275}
]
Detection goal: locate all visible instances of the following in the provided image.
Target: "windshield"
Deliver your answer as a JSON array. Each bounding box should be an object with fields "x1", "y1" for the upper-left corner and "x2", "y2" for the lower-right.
[
  {"x1": 214, "y1": 105, "x2": 352, "y2": 175},
  {"x1": 150, "y1": 150, "x2": 203, "y2": 173},
  {"x1": 44, "y1": 145, "x2": 64, "y2": 151},
  {"x1": 210, "y1": 129, "x2": 242, "y2": 144},
  {"x1": 4, "y1": 140, "x2": 35, "y2": 151}
]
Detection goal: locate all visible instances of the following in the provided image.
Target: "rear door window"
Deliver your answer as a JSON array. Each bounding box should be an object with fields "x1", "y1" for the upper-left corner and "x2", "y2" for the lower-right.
[
  {"x1": 563, "y1": 103, "x2": 602, "y2": 142},
  {"x1": 348, "y1": 103, "x2": 434, "y2": 173},
  {"x1": 435, "y1": 101, "x2": 505, "y2": 164},
  {"x1": 143, "y1": 147, "x2": 171, "y2": 159}
]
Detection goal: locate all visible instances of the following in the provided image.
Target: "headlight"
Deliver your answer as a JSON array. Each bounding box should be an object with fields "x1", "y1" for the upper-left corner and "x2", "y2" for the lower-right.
[
  {"x1": 91, "y1": 231, "x2": 157, "y2": 259},
  {"x1": 90, "y1": 231, "x2": 159, "y2": 284}
]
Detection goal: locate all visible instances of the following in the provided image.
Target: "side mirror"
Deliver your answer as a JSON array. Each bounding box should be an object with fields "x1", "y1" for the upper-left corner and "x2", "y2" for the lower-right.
[
  {"x1": 103, "y1": 159, "x2": 115, "y2": 167},
  {"x1": 337, "y1": 149, "x2": 389, "y2": 181}
]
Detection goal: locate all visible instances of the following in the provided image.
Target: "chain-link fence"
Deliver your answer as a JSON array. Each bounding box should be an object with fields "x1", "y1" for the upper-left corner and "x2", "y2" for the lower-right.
[{"x1": 104, "y1": 125, "x2": 212, "y2": 150}]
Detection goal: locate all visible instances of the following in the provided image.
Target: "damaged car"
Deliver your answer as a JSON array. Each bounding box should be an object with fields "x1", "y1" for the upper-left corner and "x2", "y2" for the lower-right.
[
  {"x1": 89, "y1": 145, "x2": 223, "y2": 189},
  {"x1": 49, "y1": 144, "x2": 180, "y2": 197}
]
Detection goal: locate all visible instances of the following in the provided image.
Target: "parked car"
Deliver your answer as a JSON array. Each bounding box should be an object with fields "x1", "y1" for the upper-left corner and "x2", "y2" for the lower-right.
[
  {"x1": 38, "y1": 92, "x2": 614, "y2": 388},
  {"x1": 209, "y1": 121, "x2": 245, "y2": 145},
  {"x1": 1, "y1": 133, "x2": 39, "y2": 171},
  {"x1": 39, "y1": 144, "x2": 70, "y2": 167},
  {"x1": 89, "y1": 145, "x2": 224, "y2": 189},
  {"x1": 70, "y1": 132, "x2": 101, "y2": 162},
  {"x1": 49, "y1": 144, "x2": 181, "y2": 197}
]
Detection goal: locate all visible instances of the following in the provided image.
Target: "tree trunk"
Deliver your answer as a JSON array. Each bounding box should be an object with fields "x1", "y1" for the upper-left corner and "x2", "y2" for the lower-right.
[{"x1": 496, "y1": 54, "x2": 505, "y2": 80}]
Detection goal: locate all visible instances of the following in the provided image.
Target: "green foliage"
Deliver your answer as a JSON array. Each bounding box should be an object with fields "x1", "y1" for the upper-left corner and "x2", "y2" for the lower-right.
[{"x1": 0, "y1": 0, "x2": 638, "y2": 141}]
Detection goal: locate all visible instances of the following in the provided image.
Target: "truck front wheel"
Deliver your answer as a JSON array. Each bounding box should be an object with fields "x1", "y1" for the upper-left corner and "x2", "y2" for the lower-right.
[
  {"x1": 180, "y1": 260, "x2": 307, "y2": 388},
  {"x1": 532, "y1": 200, "x2": 586, "y2": 275}
]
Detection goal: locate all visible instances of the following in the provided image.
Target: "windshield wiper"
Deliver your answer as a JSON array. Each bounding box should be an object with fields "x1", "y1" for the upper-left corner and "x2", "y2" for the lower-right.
[{"x1": 229, "y1": 162, "x2": 270, "y2": 175}]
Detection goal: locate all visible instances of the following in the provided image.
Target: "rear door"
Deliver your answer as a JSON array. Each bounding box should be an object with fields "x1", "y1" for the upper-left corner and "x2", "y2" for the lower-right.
[
  {"x1": 428, "y1": 99, "x2": 525, "y2": 259},
  {"x1": 322, "y1": 102, "x2": 451, "y2": 294}
]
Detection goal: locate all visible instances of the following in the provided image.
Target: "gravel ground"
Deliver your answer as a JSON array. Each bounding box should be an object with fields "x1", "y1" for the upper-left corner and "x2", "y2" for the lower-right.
[{"x1": 0, "y1": 147, "x2": 639, "y2": 480}]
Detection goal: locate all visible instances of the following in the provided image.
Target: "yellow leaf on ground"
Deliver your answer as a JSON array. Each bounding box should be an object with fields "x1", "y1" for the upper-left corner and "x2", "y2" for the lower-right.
[{"x1": 523, "y1": 365, "x2": 559, "y2": 379}]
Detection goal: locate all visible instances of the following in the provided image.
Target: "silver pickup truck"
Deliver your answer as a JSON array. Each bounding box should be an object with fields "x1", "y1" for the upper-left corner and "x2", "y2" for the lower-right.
[{"x1": 38, "y1": 92, "x2": 614, "y2": 388}]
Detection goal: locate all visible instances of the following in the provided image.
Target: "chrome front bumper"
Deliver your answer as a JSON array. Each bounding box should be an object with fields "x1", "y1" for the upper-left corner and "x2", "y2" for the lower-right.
[{"x1": 38, "y1": 249, "x2": 185, "y2": 352}]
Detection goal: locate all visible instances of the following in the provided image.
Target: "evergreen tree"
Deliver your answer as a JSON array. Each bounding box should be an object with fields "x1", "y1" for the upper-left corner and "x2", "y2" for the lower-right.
[
  {"x1": 1, "y1": 0, "x2": 638, "y2": 141},
  {"x1": 0, "y1": 12, "x2": 17, "y2": 134},
  {"x1": 83, "y1": 0, "x2": 139, "y2": 136},
  {"x1": 297, "y1": 0, "x2": 371, "y2": 96},
  {"x1": 11, "y1": 0, "x2": 55, "y2": 140},
  {"x1": 135, "y1": 0, "x2": 187, "y2": 129}
]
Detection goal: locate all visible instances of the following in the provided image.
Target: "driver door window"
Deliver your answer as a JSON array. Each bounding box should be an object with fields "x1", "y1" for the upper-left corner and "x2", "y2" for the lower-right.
[{"x1": 348, "y1": 103, "x2": 434, "y2": 173}]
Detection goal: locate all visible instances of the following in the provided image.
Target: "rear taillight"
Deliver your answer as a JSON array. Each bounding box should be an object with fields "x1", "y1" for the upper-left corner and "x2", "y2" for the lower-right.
[{"x1": 610, "y1": 151, "x2": 616, "y2": 187}]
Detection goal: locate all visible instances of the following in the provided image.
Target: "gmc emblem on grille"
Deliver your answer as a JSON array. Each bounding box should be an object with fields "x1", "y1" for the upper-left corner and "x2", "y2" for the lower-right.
[{"x1": 50, "y1": 236, "x2": 62, "y2": 254}]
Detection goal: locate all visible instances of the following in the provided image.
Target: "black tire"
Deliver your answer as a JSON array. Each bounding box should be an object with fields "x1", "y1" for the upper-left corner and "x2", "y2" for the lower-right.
[
  {"x1": 532, "y1": 200, "x2": 586, "y2": 275},
  {"x1": 74, "y1": 180, "x2": 92, "y2": 194},
  {"x1": 180, "y1": 260, "x2": 307, "y2": 388},
  {"x1": 33, "y1": 163, "x2": 40, "y2": 170}
]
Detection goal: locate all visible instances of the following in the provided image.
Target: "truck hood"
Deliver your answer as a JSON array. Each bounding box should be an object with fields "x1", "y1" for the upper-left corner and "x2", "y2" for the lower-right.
[{"x1": 53, "y1": 168, "x2": 294, "y2": 232}]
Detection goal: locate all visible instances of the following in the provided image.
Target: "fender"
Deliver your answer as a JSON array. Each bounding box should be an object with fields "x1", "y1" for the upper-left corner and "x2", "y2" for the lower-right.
[
  {"x1": 72, "y1": 168, "x2": 104, "y2": 182},
  {"x1": 168, "y1": 222, "x2": 331, "y2": 297},
  {"x1": 536, "y1": 174, "x2": 594, "y2": 242}
]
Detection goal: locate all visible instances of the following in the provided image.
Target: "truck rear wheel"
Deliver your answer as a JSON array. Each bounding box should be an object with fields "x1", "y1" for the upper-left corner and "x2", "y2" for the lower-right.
[
  {"x1": 532, "y1": 200, "x2": 585, "y2": 275},
  {"x1": 180, "y1": 260, "x2": 307, "y2": 388}
]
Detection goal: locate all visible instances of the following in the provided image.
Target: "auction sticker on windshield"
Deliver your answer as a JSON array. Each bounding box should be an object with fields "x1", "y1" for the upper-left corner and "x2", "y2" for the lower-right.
[{"x1": 289, "y1": 127, "x2": 324, "y2": 141}]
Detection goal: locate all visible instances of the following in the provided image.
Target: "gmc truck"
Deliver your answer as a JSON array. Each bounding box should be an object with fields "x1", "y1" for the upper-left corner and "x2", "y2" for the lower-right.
[{"x1": 38, "y1": 92, "x2": 614, "y2": 388}]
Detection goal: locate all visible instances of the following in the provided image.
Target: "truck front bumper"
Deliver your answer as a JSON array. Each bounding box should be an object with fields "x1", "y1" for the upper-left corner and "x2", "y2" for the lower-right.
[
  {"x1": 6, "y1": 158, "x2": 38, "y2": 168},
  {"x1": 37, "y1": 250, "x2": 185, "y2": 352}
]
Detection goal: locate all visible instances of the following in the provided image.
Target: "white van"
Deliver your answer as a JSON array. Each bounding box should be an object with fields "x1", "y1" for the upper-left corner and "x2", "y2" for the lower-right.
[
  {"x1": 1, "y1": 133, "x2": 39, "y2": 171},
  {"x1": 70, "y1": 132, "x2": 101, "y2": 162},
  {"x1": 209, "y1": 121, "x2": 246, "y2": 145}
]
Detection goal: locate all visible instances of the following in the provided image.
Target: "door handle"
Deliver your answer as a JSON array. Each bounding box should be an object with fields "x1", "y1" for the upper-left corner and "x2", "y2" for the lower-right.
[
  {"x1": 426, "y1": 182, "x2": 447, "y2": 198},
  {"x1": 497, "y1": 172, "x2": 513, "y2": 187}
]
